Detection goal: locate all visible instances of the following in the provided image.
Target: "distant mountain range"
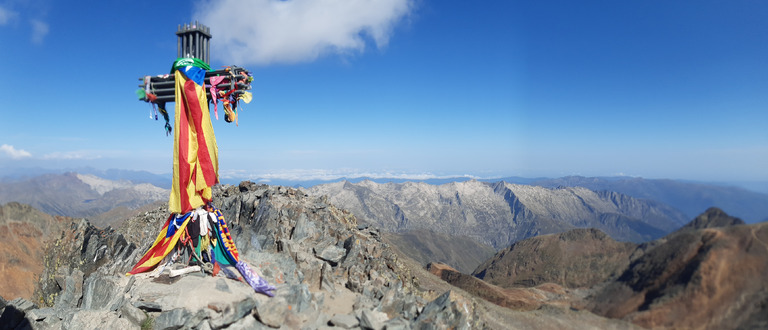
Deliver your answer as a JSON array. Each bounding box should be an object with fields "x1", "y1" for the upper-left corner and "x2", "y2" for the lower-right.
[
  {"x1": 306, "y1": 180, "x2": 690, "y2": 250},
  {"x1": 528, "y1": 176, "x2": 768, "y2": 222},
  {"x1": 236, "y1": 175, "x2": 768, "y2": 223},
  {"x1": 0, "y1": 167, "x2": 171, "y2": 189},
  {"x1": 0, "y1": 172, "x2": 168, "y2": 227}
]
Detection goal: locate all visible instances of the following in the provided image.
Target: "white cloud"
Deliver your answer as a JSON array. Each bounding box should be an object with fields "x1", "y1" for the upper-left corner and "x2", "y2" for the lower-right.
[
  {"x1": 0, "y1": 6, "x2": 16, "y2": 25},
  {"x1": 42, "y1": 151, "x2": 101, "y2": 160},
  {"x1": 0, "y1": 144, "x2": 32, "y2": 159},
  {"x1": 193, "y1": 0, "x2": 415, "y2": 65},
  {"x1": 220, "y1": 168, "x2": 479, "y2": 182},
  {"x1": 30, "y1": 18, "x2": 48, "y2": 44}
]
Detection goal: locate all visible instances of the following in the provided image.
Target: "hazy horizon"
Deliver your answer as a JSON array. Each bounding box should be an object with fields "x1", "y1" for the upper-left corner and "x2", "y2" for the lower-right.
[{"x1": 2, "y1": 1, "x2": 766, "y2": 184}]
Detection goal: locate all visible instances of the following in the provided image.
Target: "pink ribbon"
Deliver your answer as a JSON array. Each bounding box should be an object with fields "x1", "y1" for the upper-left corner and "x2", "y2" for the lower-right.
[{"x1": 209, "y1": 76, "x2": 227, "y2": 120}]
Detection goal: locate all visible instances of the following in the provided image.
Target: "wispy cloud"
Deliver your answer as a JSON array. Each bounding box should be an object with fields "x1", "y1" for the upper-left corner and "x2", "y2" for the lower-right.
[
  {"x1": 42, "y1": 151, "x2": 101, "y2": 160},
  {"x1": 0, "y1": 144, "x2": 32, "y2": 159},
  {"x1": 193, "y1": 0, "x2": 415, "y2": 65},
  {"x1": 220, "y1": 168, "x2": 479, "y2": 182},
  {"x1": 0, "y1": 6, "x2": 17, "y2": 25},
  {"x1": 30, "y1": 18, "x2": 48, "y2": 44}
]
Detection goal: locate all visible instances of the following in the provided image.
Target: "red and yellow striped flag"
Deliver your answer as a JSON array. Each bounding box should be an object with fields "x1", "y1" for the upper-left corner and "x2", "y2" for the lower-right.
[
  {"x1": 169, "y1": 70, "x2": 219, "y2": 214},
  {"x1": 127, "y1": 214, "x2": 191, "y2": 275}
]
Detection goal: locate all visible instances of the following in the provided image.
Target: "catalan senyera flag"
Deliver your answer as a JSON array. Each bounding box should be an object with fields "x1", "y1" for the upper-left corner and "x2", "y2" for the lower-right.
[
  {"x1": 169, "y1": 69, "x2": 219, "y2": 214},
  {"x1": 127, "y1": 214, "x2": 191, "y2": 275}
]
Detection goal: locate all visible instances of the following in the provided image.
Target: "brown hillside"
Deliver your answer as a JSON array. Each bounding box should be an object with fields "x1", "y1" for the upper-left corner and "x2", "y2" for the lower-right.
[
  {"x1": 473, "y1": 228, "x2": 636, "y2": 288},
  {"x1": 587, "y1": 218, "x2": 768, "y2": 329},
  {"x1": 0, "y1": 203, "x2": 68, "y2": 301},
  {"x1": 382, "y1": 229, "x2": 496, "y2": 274},
  {"x1": 426, "y1": 262, "x2": 577, "y2": 311}
]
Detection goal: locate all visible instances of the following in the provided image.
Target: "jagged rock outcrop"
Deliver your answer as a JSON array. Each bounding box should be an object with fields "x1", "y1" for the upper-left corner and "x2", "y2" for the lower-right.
[
  {"x1": 306, "y1": 180, "x2": 688, "y2": 251},
  {"x1": 10, "y1": 183, "x2": 504, "y2": 329},
  {"x1": 472, "y1": 228, "x2": 636, "y2": 289}
]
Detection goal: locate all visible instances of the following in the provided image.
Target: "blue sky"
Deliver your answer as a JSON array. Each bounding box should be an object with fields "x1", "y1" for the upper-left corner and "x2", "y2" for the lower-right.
[{"x1": 0, "y1": 0, "x2": 766, "y2": 183}]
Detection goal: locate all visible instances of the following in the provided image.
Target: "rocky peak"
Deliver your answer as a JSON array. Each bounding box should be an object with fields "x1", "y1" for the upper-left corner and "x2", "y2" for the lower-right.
[
  {"x1": 8, "y1": 182, "x2": 493, "y2": 329},
  {"x1": 678, "y1": 206, "x2": 745, "y2": 231}
]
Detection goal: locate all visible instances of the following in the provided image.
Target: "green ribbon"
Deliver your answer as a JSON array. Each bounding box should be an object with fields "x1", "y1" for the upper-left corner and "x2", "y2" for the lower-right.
[{"x1": 170, "y1": 57, "x2": 211, "y2": 73}]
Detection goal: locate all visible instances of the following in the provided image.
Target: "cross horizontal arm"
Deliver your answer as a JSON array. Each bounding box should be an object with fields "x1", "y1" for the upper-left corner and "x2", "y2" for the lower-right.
[{"x1": 138, "y1": 67, "x2": 252, "y2": 104}]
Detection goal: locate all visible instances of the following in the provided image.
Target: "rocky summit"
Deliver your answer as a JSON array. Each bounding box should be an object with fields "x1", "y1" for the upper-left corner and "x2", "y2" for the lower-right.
[
  {"x1": 5, "y1": 182, "x2": 752, "y2": 329},
  {"x1": 1, "y1": 182, "x2": 635, "y2": 330}
]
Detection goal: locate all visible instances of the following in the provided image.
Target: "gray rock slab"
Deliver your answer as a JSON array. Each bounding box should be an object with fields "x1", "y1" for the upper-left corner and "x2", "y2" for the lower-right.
[
  {"x1": 359, "y1": 309, "x2": 388, "y2": 330},
  {"x1": 414, "y1": 291, "x2": 470, "y2": 330},
  {"x1": 65, "y1": 310, "x2": 139, "y2": 330},
  {"x1": 292, "y1": 213, "x2": 317, "y2": 242},
  {"x1": 120, "y1": 302, "x2": 147, "y2": 326},
  {"x1": 255, "y1": 297, "x2": 289, "y2": 328},
  {"x1": 9, "y1": 297, "x2": 37, "y2": 312},
  {"x1": 243, "y1": 251, "x2": 302, "y2": 285},
  {"x1": 209, "y1": 297, "x2": 258, "y2": 329},
  {"x1": 383, "y1": 316, "x2": 412, "y2": 330},
  {"x1": 330, "y1": 313, "x2": 359, "y2": 329},
  {"x1": 227, "y1": 314, "x2": 270, "y2": 329},
  {"x1": 315, "y1": 244, "x2": 347, "y2": 265},
  {"x1": 321, "y1": 261, "x2": 336, "y2": 292},
  {"x1": 153, "y1": 308, "x2": 191, "y2": 330},
  {"x1": 277, "y1": 284, "x2": 312, "y2": 313},
  {"x1": 215, "y1": 278, "x2": 231, "y2": 293},
  {"x1": 26, "y1": 307, "x2": 57, "y2": 322},
  {"x1": 134, "y1": 301, "x2": 163, "y2": 312},
  {"x1": 82, "y1": 275, "x2": 123, "y2": 311},
  {"x1": 54, "y1": 269, "x2": 84, "y2": 309}
]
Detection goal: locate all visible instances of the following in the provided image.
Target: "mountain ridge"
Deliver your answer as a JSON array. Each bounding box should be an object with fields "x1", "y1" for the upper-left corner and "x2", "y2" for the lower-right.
[
  {"x1": 306, "y1": 179, "x2": 688, "y2": 250},
  {"x1": 531, "y1": 175, "x2": 768, "y2": 222},
  {"x1": 0, "y1": 172, "x2": 168, "y2": 226}
]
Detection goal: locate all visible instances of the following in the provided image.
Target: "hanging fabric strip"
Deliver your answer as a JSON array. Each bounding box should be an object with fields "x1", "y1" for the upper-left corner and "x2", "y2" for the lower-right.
[
  {"x1": 169, "y1": 70, "x2": 219, "y2": 214},
  {"x1": 127, "y1": 213, "x2": 192, "y2": 275},
  {"x1": 209, "y1": 76, "x2": 227, "y2": 120}
]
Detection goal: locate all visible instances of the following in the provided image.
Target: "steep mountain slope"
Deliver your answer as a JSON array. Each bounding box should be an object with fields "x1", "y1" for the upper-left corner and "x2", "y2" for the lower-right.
[
  {"x1": 473, "y1": 228, "x2": 636, "y2": 289},
  {"x1": 586, "y1": 209, "x2": 768, "y2": 329},
  {"x1": 449, "y1": 207, "x2": 766, "y2": 329},
  {"x1": 306, "y1": 180, "x2": 688, "y2": 249},
  {"x1": 0, "y1": 203, "x2": 68, "y2": 301},
  {"x1": 427, "y1": 262, "x2": 580, "y2": 311},
  {"x1": 382, "y1": 229, "x2": 496, "y2": 274},
  {"x1": 531, "y1": 176, "x2": 768, "y2": 222},
  {"x1": 0, "y1": 172, "x2": 168, "y2": 223}
]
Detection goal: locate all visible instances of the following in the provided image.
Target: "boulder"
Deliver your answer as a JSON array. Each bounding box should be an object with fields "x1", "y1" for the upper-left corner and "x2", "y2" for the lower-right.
[
  {"x1": 330, "y1": 313, "x2": 359, "y2": 328},
  {"x1": 81, "y1": 275, "x2": 124, "y2": 311}
]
